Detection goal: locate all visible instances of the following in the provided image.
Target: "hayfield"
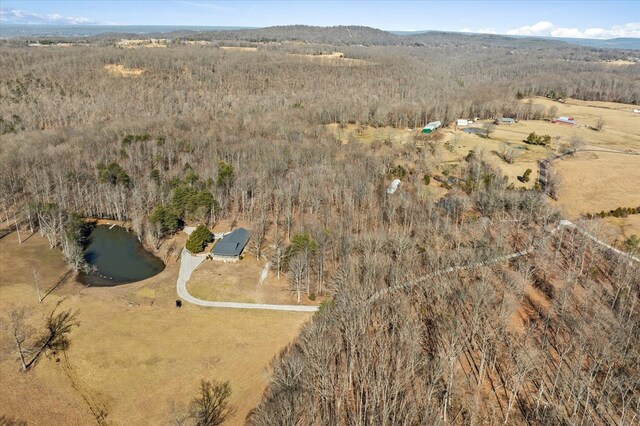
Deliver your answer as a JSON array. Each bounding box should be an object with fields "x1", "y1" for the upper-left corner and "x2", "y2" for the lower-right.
[
  {"x1": 524, "y1": 97, "x2": 640, "y2": 150},
  {"x1": 292, "y1": 52, "x2": 370, "y2": 66},
  {"x1": 219, "y1": 46, "x2": 258, "y2": 52},
  {"x1": 553, "y1": 151, "x2": 640, "y2": 237},
  {"x1": 0, "y1": 232, "x2": 312, "y2": 425},
  {"x1": 327, "y1": 123, "x2": 413, "y2": 145},
  {"x1": 330, "y1": 98, "x2": 639, "y2": 241},
  {"x1": 104, "y1": 64, "x2": 146, "y2": 77}
]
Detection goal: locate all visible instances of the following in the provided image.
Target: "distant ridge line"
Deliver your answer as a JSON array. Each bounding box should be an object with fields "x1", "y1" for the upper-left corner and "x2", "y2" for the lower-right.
[{"x1": 2, "y1": 24, "x2": 638, "y2": 50}]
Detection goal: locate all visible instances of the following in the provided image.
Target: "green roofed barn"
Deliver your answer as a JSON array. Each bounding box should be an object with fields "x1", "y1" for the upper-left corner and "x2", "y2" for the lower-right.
[
  {"x1": 211, "y1": 227, "x2": 250, "y2": 262},
  {"x1": 422, "y1": 120, "x2": 442, "y2": 134}
]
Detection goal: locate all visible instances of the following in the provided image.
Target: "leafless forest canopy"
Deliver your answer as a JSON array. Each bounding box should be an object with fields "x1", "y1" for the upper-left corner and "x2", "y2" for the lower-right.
[{"x1": 1, "y1": 26, "x2": 639, "y2": 424}]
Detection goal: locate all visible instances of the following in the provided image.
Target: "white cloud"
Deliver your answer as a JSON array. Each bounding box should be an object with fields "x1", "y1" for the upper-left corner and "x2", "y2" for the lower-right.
[
  {"x1": 505, "y1": 20, "x2": 640, "y2": 39},
  {"x1": 463, "y1": 21, "x2": 640, "y2": 39},
  {"x1": 506, "y1": 21, "x2": 554, "y2": 36},
  {"x1": 0, "y1": 8, "x2": 107, "y2": 25},
  {"x1": 460, "y1": 27, "x2": 497, "y2": 35},
  {"x1": 551, "y1": 27, "x2": 583, "y2": 38}
]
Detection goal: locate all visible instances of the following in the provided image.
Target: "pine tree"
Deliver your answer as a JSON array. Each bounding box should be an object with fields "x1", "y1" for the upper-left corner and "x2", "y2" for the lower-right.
[{"x1": 186, "y1": 224, "x2": 212, "y2": 253}]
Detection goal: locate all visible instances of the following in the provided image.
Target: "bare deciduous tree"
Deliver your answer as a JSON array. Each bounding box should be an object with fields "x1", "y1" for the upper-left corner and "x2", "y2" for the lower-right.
[
  {"x1": 188, "y1": 380, "x2": 234, "y2": 426},
  {"x1": 497, "y1": 143, "x2": 518, "y2": 164},
  {"x1": 288, "y1": 255, "x2": 306, "y2": 303},
  {"x1": 1, "y1": 308, "x2": 32, "y2": 371}
]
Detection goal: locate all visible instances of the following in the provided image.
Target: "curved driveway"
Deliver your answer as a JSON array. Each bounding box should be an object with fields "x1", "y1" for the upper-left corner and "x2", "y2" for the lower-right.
[
  {"x1": 176, "y1": 249, "x2": 318, "y2": 312},
  {"x1": 177, "y1": 220, "x2": 637, "y2": 310}
]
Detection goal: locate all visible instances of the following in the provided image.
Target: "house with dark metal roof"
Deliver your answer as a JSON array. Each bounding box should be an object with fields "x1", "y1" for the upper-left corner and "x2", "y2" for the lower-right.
[{"x1": 211, "y1": 228, "x2": 250, "y2": 261}]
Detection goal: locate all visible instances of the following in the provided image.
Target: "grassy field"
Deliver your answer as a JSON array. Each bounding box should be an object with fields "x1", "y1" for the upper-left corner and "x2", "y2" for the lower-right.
[
  {"x1": 0, "y1": 232, "x2": 312, "y2": 425},
  {"x1": 552, "y1": 151, "x2": 640, "y2": 238},
  {"x1": 330, "y1": 98, "x2": 639, "y2": 242},
  {"x1": 104, "y1": 64, "x2": 145, "y2": 77},
  {"x1": 187, "y1": 255, "x2": 317, "y2": 306},
  {"x1": 526, "y1": 97, "x2": 640, "y2": 150},
  {"x1": 219, "y1": 46, "x2": 258, "y2": 52},
  {"x1": 327, "y1": 123, "x2": 414, "y2": 145},
  {"x1": 291, "y1": 52, "x2": 370, "y2": 66}
]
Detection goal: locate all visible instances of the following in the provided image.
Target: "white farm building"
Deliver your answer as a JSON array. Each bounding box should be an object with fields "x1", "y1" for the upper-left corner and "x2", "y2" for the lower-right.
[{"x1": 387, "y1": 179, "x2": 401, "y2": 194}]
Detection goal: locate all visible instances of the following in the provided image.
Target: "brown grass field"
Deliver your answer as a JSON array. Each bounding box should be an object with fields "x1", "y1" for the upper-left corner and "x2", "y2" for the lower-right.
[
  {"x1": 0, "y1": 232, "x2": 312, "y2": 425},
  {"x1": 329, "y1": 98, "x2": 639, "y2": 241},
  {"x1": 327, "y1": 123, "x2": 413, "y2": 145},
  {"x1": 187, "y1": 256, "x2": 316, "y2": 306},
  {"x1": 104, "y1": 64, "x2": 146, "y2": 77},
  {"x1": 292, "y1": 52, "x2": 370, "y2": 66},
  {"x1": 219, "y1": 46, "x2": 258, "y2": 52},
  {"x1": 115, "y1": 39, "x2": 168, "y2": 49},
  {"x1": 553, "y1": 151, "x2": 640, "y2": 237}
]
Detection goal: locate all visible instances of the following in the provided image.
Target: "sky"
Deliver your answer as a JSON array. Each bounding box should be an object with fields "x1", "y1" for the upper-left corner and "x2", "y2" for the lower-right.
[{"x1": 1, "y1": 1, "x2": 639, "y2": 39}]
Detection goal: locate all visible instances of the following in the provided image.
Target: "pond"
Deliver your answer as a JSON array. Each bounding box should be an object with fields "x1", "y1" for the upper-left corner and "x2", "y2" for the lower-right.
[
  {"x1": 79, "y1": 225, "x2": 165, "y2": 286},
  {"x1": 462, "y1": 127, "x2": 487, "y2": 136}
]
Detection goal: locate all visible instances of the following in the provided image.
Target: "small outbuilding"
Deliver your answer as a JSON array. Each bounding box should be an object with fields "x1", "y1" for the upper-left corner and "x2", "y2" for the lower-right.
[
  {"x1": 552, "y1": 116, "x2": 576, "y2": 125},
  {"x1": 456, "y1": 119, "x2": 470, "y2": 127},
  {"x1": 211, "y1": 227, "x2": 250, "y2": 262},
  {"x1": 387, "y1": 179, "x2": 401, "y2": 194},
  {"x1": 422, "y1": 121, "x2": 442, "y2": 134}
]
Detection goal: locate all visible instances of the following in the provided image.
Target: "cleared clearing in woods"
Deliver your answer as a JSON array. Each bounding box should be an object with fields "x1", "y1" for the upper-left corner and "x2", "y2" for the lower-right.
[
  {"x1": 187, "y1": 256, "x2": 318, "y2": 306},
  {"x1": 0, "y1": 232, "x2": 311, "y2": 426},
  {"x1": 104, "y1": 64, "x2": 146, "y2": 77},
  {"x1": 292, "y1": 52, "x2": 370, "y2": 66},
  {"x1": 219, "y1": 46, "x2": 258, "y2": 52},
  {"x1": 554, "y1": 152, "x2": 640, "y2": 237},
  {"x1": 331, "y1": 98, "x2": 640, "y2": 241}
]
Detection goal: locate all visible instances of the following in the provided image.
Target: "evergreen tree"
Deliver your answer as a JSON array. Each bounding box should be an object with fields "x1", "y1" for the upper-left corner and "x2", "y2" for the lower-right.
[{"x1": 186, "y1": 224, "x2": 212, "y2": 253}]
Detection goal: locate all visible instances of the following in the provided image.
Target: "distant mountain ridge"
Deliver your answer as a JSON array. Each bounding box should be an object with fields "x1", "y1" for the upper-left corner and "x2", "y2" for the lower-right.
[
  {"x1": 553, "y1": 37, "x2": 640, "y2": 50},
  {"x1": 394, "y1": 30, "x2": 640, "y2": 50},
  {"x1": 2, "y1": 24, "x2": 639, "y2": 51}
]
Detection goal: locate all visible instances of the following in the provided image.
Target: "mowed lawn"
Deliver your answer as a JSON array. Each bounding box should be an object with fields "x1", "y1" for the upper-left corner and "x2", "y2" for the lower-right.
[
  {"x1": 0, "y1": 232, "x2": 312, "y2": 425},
  {"x1": 187, "y1": 255, "x2": 317, "y2": 306}
]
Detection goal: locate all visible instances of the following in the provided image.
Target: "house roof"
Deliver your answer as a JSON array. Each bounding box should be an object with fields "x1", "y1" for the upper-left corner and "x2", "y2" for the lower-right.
[
  {"x1": 423, "y1": 120, "x2": 442, "y2": 129},
  {"x1": 387, "y1": 179, "x2": 401, "y2": 194},
  {"x1": 212, "y1": 228, "x2": 250, "y2": 257}
]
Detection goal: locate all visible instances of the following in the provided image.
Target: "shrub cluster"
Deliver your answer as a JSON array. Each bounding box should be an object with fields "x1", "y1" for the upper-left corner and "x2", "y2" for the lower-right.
[
  {"x1": 585, "y1": 206, "x2": 640, "y2": 219},
  {"x1": 524, "y1": 132, "x2": 551, "y2": 146}
]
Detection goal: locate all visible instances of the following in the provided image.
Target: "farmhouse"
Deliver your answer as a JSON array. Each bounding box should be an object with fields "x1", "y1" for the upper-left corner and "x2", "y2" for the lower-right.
[
  {"x1": 422, "y1": 120, "x2": 442, "y2": 134},
  {"x1": 211, "y1": 227, "x2": 250, "y2": 262},
  {"x1": 495, "y1": 117, "x2": 516, "y2": 125},
  {"x1": 552, "y1": 116, "x2": 576, "y2": 125},
  {"x1": 456, "y1": 119, "x2": 470, "y2": 127}
]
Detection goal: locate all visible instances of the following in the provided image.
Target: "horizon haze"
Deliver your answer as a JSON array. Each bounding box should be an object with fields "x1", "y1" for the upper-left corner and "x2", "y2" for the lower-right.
[{"x1": 1, "y1": 0, "x2": 639, "y2": 40}]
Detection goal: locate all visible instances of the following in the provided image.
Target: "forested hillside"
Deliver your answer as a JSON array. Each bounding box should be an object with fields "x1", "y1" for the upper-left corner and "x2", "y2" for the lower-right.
[
  {"x1": 247, "y1": 192, "x2": 640, "y2": 424},
  {"x1": 1, "y1": 26, "x2": 638, "y2": 424}
]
